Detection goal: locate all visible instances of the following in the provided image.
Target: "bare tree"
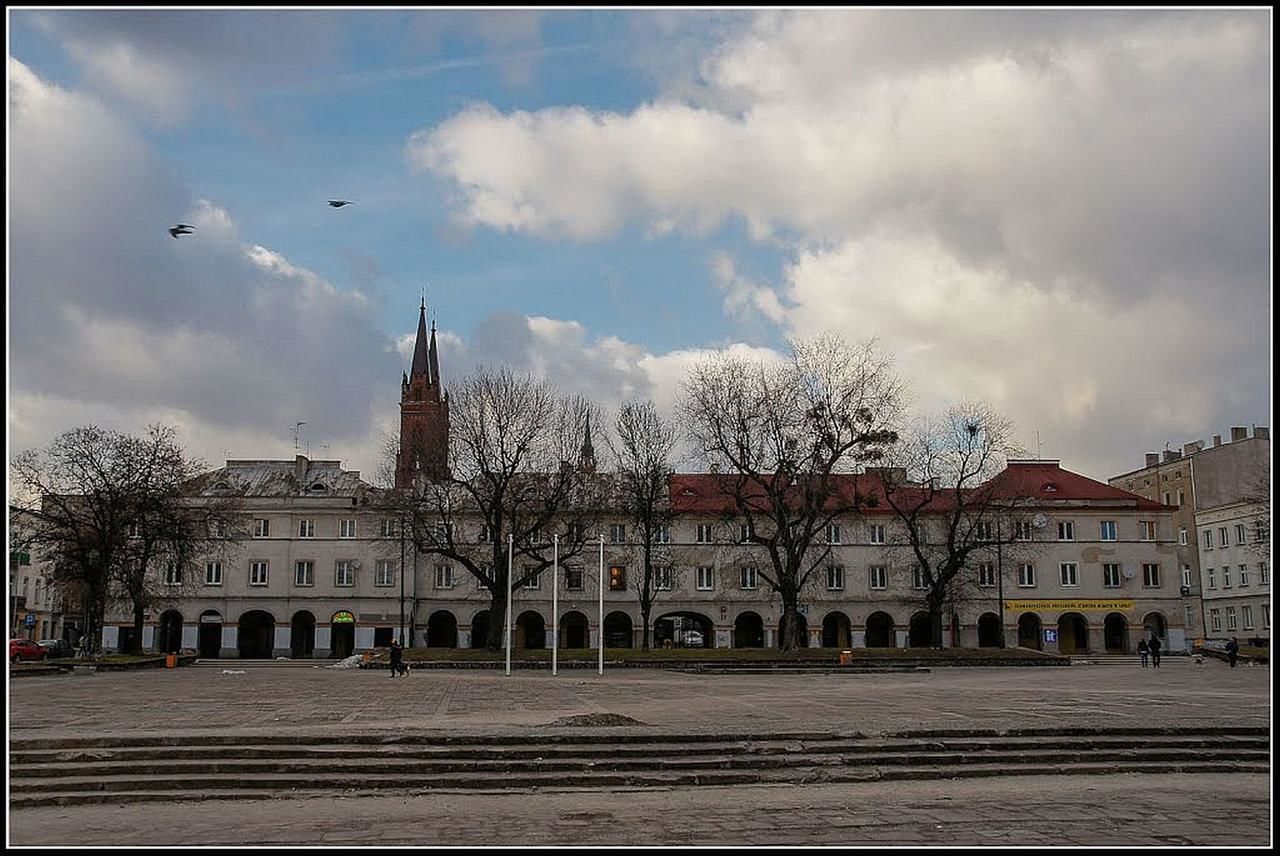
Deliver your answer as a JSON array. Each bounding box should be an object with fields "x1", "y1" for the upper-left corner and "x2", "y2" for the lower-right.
[
  {"x1": 10, "y1": 425, "x2": 242, "y2": 656},
  {"x1": 878, "y1": 402, "x2": 1034, "y2": 648},
  {"x1": 608, "y1": 400, "x2": 679, "y2": 650},
  {"x1": 378, "y1": 366, "x2": 607, "y2": 650},
  {"x1": 1242, "y1": 467, "x2": 1270, "y2": 560},
  {"x1": 681, "y1": 335, "x2": 904, "y2": 651}
]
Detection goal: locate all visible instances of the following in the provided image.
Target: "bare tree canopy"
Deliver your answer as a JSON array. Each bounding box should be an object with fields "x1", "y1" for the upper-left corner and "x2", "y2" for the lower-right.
[
  {"x1": 680, "y1": 334, "x2": 905, "y2": 650},
  {"x1": 379, "y1": 366, "x2": 607, "y2": 649},
  {"x1": 608, "y1": 400, "x2": 679, "y2": 650},
  {"x1": 11, "y1": 424, "x2": 243, "y2": 655},
  {"x1": 878, "y1": 402, "x2": 1033, "y2": 647}
]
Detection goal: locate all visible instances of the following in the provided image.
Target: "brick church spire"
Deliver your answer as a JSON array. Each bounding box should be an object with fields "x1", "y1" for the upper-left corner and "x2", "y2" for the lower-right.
[
  {"x1": 578, "y1": 412, "x2": 597, "y2": 474},
  {"x1": 396, "y1": 298, "x2": 450, "y2": 487}
]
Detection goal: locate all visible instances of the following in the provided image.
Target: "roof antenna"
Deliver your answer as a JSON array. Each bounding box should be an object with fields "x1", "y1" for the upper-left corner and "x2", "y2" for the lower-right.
[
  {"x1": 293, "y1": 421, "x2": 306, "y2": 452},
  {"x1": 1035, "y1": 430, "x2": 1043, "y2": 461}
]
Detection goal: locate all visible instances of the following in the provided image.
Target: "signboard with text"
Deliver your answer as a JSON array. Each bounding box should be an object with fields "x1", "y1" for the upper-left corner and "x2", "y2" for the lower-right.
[
  {"x1": 1043, "y1": 629, "x2": 1058, "y2": 643},
  {"x1": 1004, "y1": 599, "x2": 1135, "y2": 613}
]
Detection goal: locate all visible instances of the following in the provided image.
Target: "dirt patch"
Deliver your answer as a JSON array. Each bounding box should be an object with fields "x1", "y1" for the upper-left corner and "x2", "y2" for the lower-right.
[{"x1": 546, "y1": 713, "x2": 647, "y2": 727}]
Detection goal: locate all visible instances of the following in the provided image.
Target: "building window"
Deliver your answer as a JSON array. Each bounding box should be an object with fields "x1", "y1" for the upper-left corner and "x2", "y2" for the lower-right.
[
  {"x1": 911, "y1": 566, "x2": 927, "y2": 590},
  {"x1": 1209, "y1": 608, "x2": 1221, "y2": 632},
  {"x1": 253, "y1": 518, "x2": 270, "y2": 538},
  {"x1": 1099, "y1": 520, "x2": 1117, "y2": 541},
  {"x1": 1179, "y1": 527, "x2": 1187, "y2": 546},
  {"x1": 1235, "y1": 524, "x2": 1247, "y2": 545},
  {"x1": 1223, "y1": 567, "x2": 1232, "y2": 588},
  {"x1": 476, "y1": 566, "x2": 490, "y2": 590},
  {"x1": 525, "y1": 568, "x2": 541, "y2": 590},
  {"x1": 739, "y1": 566, "x2": 757, "y2": 590},
  {"x1": 696, "y1": 524, "x2": 713, "y2": 544},
  {"x1": 1260, "y1": 562, "x2": 1269, "y2": 585},
  {"x1": 655, "y1": 566, "x2": 674, "y2": 591},
  {"x1": 1207, "y1": 568, "x2": 1217, "y2": 589},
  {"x1": 1057, "y1": 521, "x2": 1074, "y2": 541},
  {"x1": 610, "y1": 524, "x2": 626, "y2": 544},
  {"x1": 298, "y1": 519, "x2": 315, "y2": 538},
  {"x1": 826, "y1": 524, "x2": 841, "y2": 544},
  {"x1": 869, "y1": 566, "x2": 887, "y2": 590},
  {"x1": 380, "y1": 519, "x2": 397, "y2": 538},
  {"x1": 1177, "y1": 490, "x2": 1185, "y2": 506},
  {"x1": 1241, "y1": 605, "x2": 1254, "y2": 629},
  {"x1": 1103, "y1": 563, "x2": 1122, "y2": 588},
  {"x1": 1140, "y1": 521, "x2": 1156, "y2": 541},
  {"x1": 294, "y1": 561, "x2": 314, "y2": 587},
  {"x1": 1256, "y1": 521, "x2": 1267, "y2": 542},
  {"x1": 1059, "y1": 563, "x2": 1078, "y2": 587},
  {"x1": 609, "y1": 565, "x2": 627, "y2": 591},
  {"x1": 1142, "y1": 563, "x2": 1161, "y2": 588},
  {"x1": 335, "y1": 560, "x2": 354, "y2": 587},
  {"x1": 1203, "y1": 530, "x2": 1213, "y2": 550},
  {"x1": 1017, "y1": 564, "x2": 1036, "y2": 588},
  {"x1": 1014, "y1": 521, "x2": 1032, "y2": 541},
  {"x1": 1218, "y1": 527, "x2": 1228, "y2": 547},
  {"x1": 164, "y1": 563, "x2": 182, "y2": 586},
  {"x1": 739, "y1": 523, "x2": 755, "y2": 543},
  {"x1": 1163, "y1": 492, "x2": 1171, "y2": 506},
  {"x1": 478, "y1": 524, "x2": 491, "y2": 543},
  {"x1": 250, "y1": 561, "x2": 269, "y2": 586},
  {"x1": 1184, "y1": 605, "x2": 1195, "y2": 629},
  {"x1": 376, "y1": 561, "x2": 395, "y2": 587},
  {"x1": 656, "y1": 524, "x2": 671, "y2": 545},
  {"x1": 339, "y1": 519, "x2": 356, "y2": 539},
  {"x1": 1226, "y1": 606, "x2": 1237, "y2": 631},
  {"x1": 1181, "y1": 565, "x2": 1192, "y2": 587},
  {"x1": 978, "y1": 563, "x2": 995, "y2": 588},
  {"x1": 205, "y1": 561, "x2": 222, "y2": 586},
  {"x1": 1262, "y1": 604, "x2": 1270, "y2": 629},
  {"x1": 565, "y1": 524, "x2": 582, "y2": 544},
  {"x1": 869, "y1": 524, "x2": 885, "y2": 545},
  {"x1": 976, "y1": 521, "x2": 995, "y2": 542},
  {"x1": 566, "y1": 567, "x2": 584, "y2": 591},
  {"x1": 1238, "y1": 564, "x2": 1249, "y2": 586},
  {"x1": 826, "y1": 565, "x2": 845, "y2": 591},
  {"x1": 696, "y1": 566, "x2": 714, "y2": 590},
  {"x1": 429, "y1": 564, "x2": 451, "y2": 589}
]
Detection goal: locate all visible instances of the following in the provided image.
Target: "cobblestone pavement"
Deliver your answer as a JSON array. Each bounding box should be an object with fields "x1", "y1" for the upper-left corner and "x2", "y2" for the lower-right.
[
  {"x1": 7, "y1": 660, "x2": 1270, "y2": 739},
  {"x1": 9, "y1": 774, "x2": 1271, "y2": 846}
]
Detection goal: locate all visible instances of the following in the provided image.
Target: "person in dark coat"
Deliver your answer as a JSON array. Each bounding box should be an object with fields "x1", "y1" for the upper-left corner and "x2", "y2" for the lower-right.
[
  {"x1": 1226, "y1": 637, "x2": 1240, "y2": 668},
  {"x1": 1149, "y1": 634, "x2": 1162, "y2": 668},
  {"x1": 1137, "y1": 638, "x2": 1149, "y2": 667},
  {"x1": 388, "y1": 639, "x2": 406, "y2": 677}
]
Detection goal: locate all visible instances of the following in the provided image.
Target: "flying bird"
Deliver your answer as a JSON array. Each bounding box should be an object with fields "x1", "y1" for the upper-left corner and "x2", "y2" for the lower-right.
[
  {"x1": 327, "y1": 200, "x2": 354, "y2": 208},
  {"x1": 168, "y1": 224, "x2": 196, "y2": 238}
]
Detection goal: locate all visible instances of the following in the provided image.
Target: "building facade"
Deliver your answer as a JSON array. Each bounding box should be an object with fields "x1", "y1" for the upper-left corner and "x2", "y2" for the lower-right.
[{"x1": 8, "y1": 507, "x2": 69, "y2": 643}]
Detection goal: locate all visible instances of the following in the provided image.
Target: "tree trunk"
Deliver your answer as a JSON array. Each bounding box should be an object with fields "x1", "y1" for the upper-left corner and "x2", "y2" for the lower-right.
[
  {"x1": 131, "y1": 601, "x2": 145, "y2": 655},
  {"x1": 486, "y1": 585, "x2": 509, "y2": 651},
  {"x1": 778, "y1": 596, "x2": 804, "y2": 652},
  {"x1": 928, "y1": 600, "x2": 945, "y2": 649},
  {"x1": 641, "y1": 603, "x2": 652, "y2": 651}
]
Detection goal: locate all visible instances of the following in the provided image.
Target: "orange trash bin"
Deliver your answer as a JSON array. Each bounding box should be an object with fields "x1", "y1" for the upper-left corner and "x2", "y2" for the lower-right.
[
  {"x1": 165, "y1": 653, "x2": 177, "y2": 669},
  {"x1": 839, "y1": 650, "x2": 853, "y2": 666}
]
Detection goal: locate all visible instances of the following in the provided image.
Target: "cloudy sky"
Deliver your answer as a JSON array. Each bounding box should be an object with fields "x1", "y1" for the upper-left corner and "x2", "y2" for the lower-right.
[{"x1": 7, "y1": 9, "x2": 1271, "y2": 483}]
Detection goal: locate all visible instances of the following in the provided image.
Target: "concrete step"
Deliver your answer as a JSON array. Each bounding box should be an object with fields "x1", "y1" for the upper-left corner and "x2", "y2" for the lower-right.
[{"x1": 9, "y1": 760, "x2": 1271, "y2": 808}]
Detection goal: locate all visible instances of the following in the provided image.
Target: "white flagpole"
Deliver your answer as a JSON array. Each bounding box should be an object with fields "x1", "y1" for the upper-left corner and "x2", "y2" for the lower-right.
[
  {"x1": 598, "y1": 534, "x2": 604, "y2": 676},
  {"x1": 552, "y1": 534, "x2": 559, "y2": 677},
  {"x1": 505, "y1": 533, "x2": 513, "y2": 677}
]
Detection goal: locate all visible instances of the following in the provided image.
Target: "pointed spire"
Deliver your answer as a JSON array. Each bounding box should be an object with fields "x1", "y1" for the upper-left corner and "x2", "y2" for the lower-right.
[
  {"x1": 579, "y1": 412, "x2": 597, "y2": 474},
  {"x1": 428, "y1": 317, "x2": 440, "y2": 387},
  {"x1": 410, "y1": 300, "x2": 430, "y2": 378}
]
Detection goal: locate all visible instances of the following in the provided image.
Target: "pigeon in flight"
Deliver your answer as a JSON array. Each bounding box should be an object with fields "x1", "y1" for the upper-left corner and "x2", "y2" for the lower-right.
[
  {"x1": 327, "y1": 200, "x2": 354, "y2": 208},
  {"x1": 168, "y1": 224, "x2": 196, "y2": 239}
]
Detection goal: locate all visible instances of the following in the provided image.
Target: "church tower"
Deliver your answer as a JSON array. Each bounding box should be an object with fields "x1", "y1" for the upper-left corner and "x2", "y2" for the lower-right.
[{"x1": 396, "y1": 300, "x2": 450, "y2": 487}]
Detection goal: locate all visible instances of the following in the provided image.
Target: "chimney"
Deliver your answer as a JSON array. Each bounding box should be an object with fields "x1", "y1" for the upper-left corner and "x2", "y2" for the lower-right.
[
  {"x1": 1162, "y1": 450, "x2": 1181, "y2": 463},
  {"x1": 295, "y1": 454, "x2": 308, "y2": 481},
  {"x1": 1183, "y1": 441, "x2": 1204, "y2": 456},
  {"x1": 1231, "y1": 426, "x2": 1248, "y2": 442},
  {"x1": 1213, "y1": 435, "x2": 1222, "y2": 447},
  {"x1": 1145, "y1": 453, "x2": 1159, "y2": 467},
  {"x1": 1255, "y1": 426, "x2": 1270, "y2": 440}
]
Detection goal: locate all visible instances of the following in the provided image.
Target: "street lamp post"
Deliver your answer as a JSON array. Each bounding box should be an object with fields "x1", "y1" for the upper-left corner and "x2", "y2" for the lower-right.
[
  {"x1": 399, "y1": 513, "x2": 406, "y2": 647},
  {"x1": 996, "y1": 519, "x2": 1005, "y2": 648}
]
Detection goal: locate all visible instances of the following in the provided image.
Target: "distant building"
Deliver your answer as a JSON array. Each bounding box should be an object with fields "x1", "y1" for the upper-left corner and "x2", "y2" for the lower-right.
[{"x1": 1109, "y1": 426, "x2": 1270, "y2": 642}]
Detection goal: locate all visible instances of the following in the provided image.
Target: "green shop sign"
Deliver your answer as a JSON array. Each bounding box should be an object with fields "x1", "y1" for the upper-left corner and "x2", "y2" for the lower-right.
[{"x1": 331, "y1": 611, "x2": 355, "y2": 624}]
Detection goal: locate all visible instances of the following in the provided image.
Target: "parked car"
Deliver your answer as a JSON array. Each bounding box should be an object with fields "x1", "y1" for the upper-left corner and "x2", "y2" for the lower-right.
[
  {"x1": 10, "y1": 638, "x2": 48, "y2": 663},
  {"x1": 37, "y1": 638, "x2": 74, "y2": 659},
  {"x1": 678, "y1": 630, "x2": 705, "y2": 648}
]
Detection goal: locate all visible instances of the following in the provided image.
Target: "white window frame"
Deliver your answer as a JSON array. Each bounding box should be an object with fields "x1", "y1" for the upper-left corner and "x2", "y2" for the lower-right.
[
  {"x1": 1262, "y1": 604, "x2": 1270, "y2": 629},
  {"x1": 1260, "y1": 562, "x2": 1269, "y2": 585},
  {"x1": 827, "y1": 524, "x2": 841, "y2": 545},
  {"x1": 433, "y1": 564, "x2": 453, "y2": 589},
  {"x1": 249, "y1": 560, "x2": 269, "y2": 586},
  {"x1": 696, "y1": 524, "x2": 713, "y2": 544},
  {"x1": 478, "y1": 524, "x2": 491, "y2": 543},
  {"x1": 911, "y1": 566, "x2": 927, "y2": 590},
  {"x1": 1058, "y1": 521, "x2": 1074, "y2": 541},
  {"x1": 339, "y1": 519, "x2": 357, "y2": 539},
  {"x1": 1241, "y1": 605, "x2": 1254, "y2": 630},
  {"x1": 978, "y1": 563, "x2": 995, "y2": 588},
  {"x1": 1223, "y1": 566, "x2": 1232, "y2": 588},
  {"x1": 1235, "y1": 524, "x2": 1247, "y2": 545},
  {"x1": 1103, "y1": 563, "x2": 1122, "y2": 588},
  {"x1": 656, "y1": 524, "x2": 671, "y2": 545},
  {"x1": 1140, "y1": 521, "x2": 1156, "y2": 542},
  {"x1": 1059, "y1": 562, "x2": 1079, "y2": 587},
  {"x1": 1017, "y1": 563, "x2": 1036, "y2": 588},
  {"x1": 1207, "y1": 567, "x2": 1217, "y2": 589},
  {"x1": 380, "y1": 519, "x2": 396, "y2": 538},
  {"x1": 335, "y1": 560, "x2": 354, "y2": 587},
  {"x1": 1209, "y1": 608, "x2": 1221, "y2": 632},
  {"x1": 205, "y1": 561, "x2": 223, "y2": 586},
  {"x1": 740, "y1": 565, "x2": 758, "y2": 590},
  {"x1": 375, "y1": 560, "x2": 395, "y2": 587},
  {"x1": 1226, "y1": 606, "x2": 1237, "y2": 631},
  {"x1": 696, "y1": 566, "x2": 715, "y2": 591},
  {"x1": 655, "y1": 566, "x2": 674, "y2": 591},
  {"x1": 298, "y1": 519, "x2": 315, "y2": 539},
  {"x1": 1238, "y1": 564, "x2": 1249, "y2": 587},
  {"x1": 253, "y1": 518, "x2": 270, "y2": 539},
  {"x1": 869, "y1": 524, "x2": 885, "y2": 545},
  {"x1": 1218, "y1": 527, "x2": 1228, "y2": 547},
  {"x1": 1014, "y1": 521, "x2": 1032, "y2": 541},
  {"x1": 525, "y1": 568, "x2": 541, "y2": 591},
  {"x1": 164, "y1": 563, "x2": 182, "y2": 586},
  {"x1": 610, "y1": 523, "x2": 626, "y2": 544},
  {"x1": 1179, "y1": 527, "x2": 1187, "y2": 546},
  {"x1": 1181, "y1": 565, "x2": 1192, "y2": 587},
  {"x1": 294, "y1": 560, "x2": 314, "y2": 587},
  {"x1": 477, "y1": 567, "x2": 490, "y2": 590},
  {"x1": 1099, "y1": 520, "x2": 1117, "y2": 541},
  {"x1": 869, "y1": 566, "x2": 887, "y2": 590},
  {"x1": 1142, "y1": 563, "x2": 1161, "y2": 588},
  {"x1": 566, "y1": 566, "x2": 584, "y2": 591},
  {"x1": 1203, "y1": 529, "x2": 1214, "y2": 550},
  {"x1": 826, "y1": 565, "x2": 845, "y2": 591}
]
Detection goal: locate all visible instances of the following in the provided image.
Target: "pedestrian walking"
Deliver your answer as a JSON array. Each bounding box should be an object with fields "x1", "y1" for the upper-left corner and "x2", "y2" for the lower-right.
[
  {"x1": 1137, "y1": 638, "x2": 1149, "y2": 667},
  {"x1": 388, "y1": 638, "x2": 405, "y2": 678},
  {"x1": 1226, "y1": 637, "x2": 1240, "y2": 668},
  {"x1": 1149, "y1": 634, "x2": 1162, "y2": 668}
]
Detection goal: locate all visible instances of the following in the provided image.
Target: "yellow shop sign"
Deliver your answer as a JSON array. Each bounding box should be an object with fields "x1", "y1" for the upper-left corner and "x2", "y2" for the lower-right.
[{"x1": 1003, "y1": 599, "x2": 1135, "y2": 612}]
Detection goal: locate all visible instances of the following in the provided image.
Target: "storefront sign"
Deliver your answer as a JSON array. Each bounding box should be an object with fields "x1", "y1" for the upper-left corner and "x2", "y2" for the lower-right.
[
  {"x1": 1043, "y1": 629, "x2": 1058, "y2": 643},
  {"x1": 332, "y1": 610, "x2": 355, "y2": 623},
  {"x1": 1004, "y1": 599, "x2": 1135, "y2": 612}
]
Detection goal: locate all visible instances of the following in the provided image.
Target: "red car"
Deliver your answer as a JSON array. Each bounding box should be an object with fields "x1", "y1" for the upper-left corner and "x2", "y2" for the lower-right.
[{"x1": 9, "y1": 638, "x2": 47, "y2": 663}]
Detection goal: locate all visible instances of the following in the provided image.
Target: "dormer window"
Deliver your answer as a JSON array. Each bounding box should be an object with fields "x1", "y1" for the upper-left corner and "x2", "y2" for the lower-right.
[
  {"x1": 310, "y1": 482, "x2": 327, "y2": 492},
  {"x1": 1042, "y1": 483, "x2": 1058, "y2": 492},
  {"x1": 215, "y1": 481, "x2": 232, "y2": 491}
]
